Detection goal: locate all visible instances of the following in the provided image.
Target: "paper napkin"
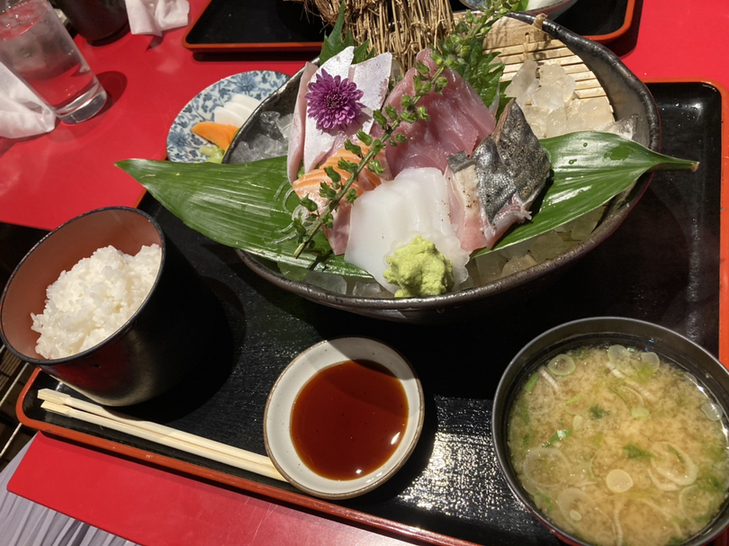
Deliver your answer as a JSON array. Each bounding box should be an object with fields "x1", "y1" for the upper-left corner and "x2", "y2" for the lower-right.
[
  {"x1": 0, "y1": 63, "x2": 56, "y2": 139},
  {"x1": 124, "y1": 0, "x2": 190, "y2": 36}
]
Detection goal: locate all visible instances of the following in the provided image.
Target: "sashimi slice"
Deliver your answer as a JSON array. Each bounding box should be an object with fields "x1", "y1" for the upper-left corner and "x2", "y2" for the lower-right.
[
  {"x1": 303, "y1": 48, "x2": 356, "y2": 174},
  {"x1": 287, "y1": 62, "x2": 318, "y2": 183},
  {"x1": 372, "y1": 48, "x2": 496, "y2": 176},
  {"x1": 301, "y1": 48, "x2": 393, "y2": 175},
  {"x1": 292, "y1": 146, "x2": 385, "y2": 254},
  {"x1": 347, "y1": 52, "x2": 392, "y2": 135},
  {"x1": 345, "y1": 167, "x2": 469, "y2": 293},
  {"x1": 446, "y1": 100, "x2": 551, "y2": 250},
  {"x1": 445, "y1": 155, "x2": 489, "y2": 253}
]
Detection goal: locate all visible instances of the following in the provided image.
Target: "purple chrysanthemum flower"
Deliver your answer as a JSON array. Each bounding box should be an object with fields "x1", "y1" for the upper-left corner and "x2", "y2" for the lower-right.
[{"x1": 306, "y1": 69, "x2": 365, "y2": 132}]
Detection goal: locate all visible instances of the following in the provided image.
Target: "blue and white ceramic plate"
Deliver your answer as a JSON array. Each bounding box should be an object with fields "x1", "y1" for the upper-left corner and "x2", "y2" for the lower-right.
[{"x1": 166, "y1": 70, "x2": 290, "y2": 163}]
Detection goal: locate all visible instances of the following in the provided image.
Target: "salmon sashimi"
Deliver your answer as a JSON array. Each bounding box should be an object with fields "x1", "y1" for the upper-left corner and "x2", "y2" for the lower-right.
[{"x1": 292, "y1": 146, "x2": 388, "y2": 254}]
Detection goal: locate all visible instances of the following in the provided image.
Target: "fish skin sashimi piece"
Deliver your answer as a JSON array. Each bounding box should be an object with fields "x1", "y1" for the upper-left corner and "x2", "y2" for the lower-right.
[
  {"x1": 302, "y1": 48, "x2": 355, "y2": 175},
  {"x1": 372, "y1": 48, "x2": 496, "y2": 176},
  {"x1": 287, "y1": 62, "x2": 318, "y2": 183},
  {"x1": 345, "y1": 167, "x2": 470, "y2": 293},
  {"x1": 347, "y1": 52, "x2": 393, "y2": 135},
  {"x1": 300, "y1": 49, "x2": 393, "y2": 175},
  {"x1": 446, "y1": 100, "x2": 551, "y2": 251},
  {"x1": 288, "y1": 50, "x2": 393, "y2": 183},
  {"x1": 292, "y1": 146, "x2": 386, "y2": 255}
]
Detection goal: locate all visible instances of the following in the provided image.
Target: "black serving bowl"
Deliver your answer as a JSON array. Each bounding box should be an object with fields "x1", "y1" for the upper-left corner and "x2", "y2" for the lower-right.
[
  {"x1": 492, "y1": 317, "x2": 729, "y2": 546},
  {"x1": 224, "y1": 14, "x2": 660, "y2": 324},
  {"x1": 0, "y1": 207, "x2": 229, "y2": 406}
]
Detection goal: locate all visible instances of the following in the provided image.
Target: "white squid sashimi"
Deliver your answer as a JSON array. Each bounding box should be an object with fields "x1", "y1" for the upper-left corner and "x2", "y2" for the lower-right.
[{"x1": 345, "y1": 167, "x2": 469, "y2": 294}]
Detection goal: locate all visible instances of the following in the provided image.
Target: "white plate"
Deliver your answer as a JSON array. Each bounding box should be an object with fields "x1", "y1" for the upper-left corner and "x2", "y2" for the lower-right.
[
  {"x1": 166, "y1": 70, "x2": 290, "y2": 163},
  {"x1": 264, "y1": 337, "x2": 424, "y2": 499}
]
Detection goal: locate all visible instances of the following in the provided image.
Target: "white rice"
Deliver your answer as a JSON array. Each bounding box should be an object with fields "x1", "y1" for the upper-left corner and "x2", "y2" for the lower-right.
[{"x1": 31, "y1": 244, "x2": 162, "y2": 359}]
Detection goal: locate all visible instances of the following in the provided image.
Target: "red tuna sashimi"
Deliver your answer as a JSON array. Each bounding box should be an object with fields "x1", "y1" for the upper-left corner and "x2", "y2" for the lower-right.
[
  {"x1": 372, "y1": 48, "x2": 496, "y2": 176},
  {"x1": 292, "y1": 146, "x2": 386, "y2": 254}
]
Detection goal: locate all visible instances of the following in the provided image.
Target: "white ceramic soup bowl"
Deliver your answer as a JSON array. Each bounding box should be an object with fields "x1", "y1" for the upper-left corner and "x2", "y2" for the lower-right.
[{"x1": 263, "y1": 337, "x2": 424, "y2": 499}]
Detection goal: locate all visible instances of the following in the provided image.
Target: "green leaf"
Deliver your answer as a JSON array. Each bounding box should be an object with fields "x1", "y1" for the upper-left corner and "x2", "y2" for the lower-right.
[
  {"x1": 472, "y1": 131, "x2": 699, "y2": 257},
  {"x1": 319, "y1": 0, "x2": 375, "y2": 65},
  {"x1": 115, "y1": 157, "x2": 370, "y2": 278},
  {"x1": 117, "y1": 132, "x2": 698, "y2": 284},
  {"x1": 319, "y1": 0, "x2": 348, "y2": 65}
]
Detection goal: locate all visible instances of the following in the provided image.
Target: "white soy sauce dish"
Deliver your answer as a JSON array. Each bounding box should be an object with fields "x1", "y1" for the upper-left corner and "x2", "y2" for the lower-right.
[{"x1": 264, "y1": 337, "x2": 424, "y2": 499}]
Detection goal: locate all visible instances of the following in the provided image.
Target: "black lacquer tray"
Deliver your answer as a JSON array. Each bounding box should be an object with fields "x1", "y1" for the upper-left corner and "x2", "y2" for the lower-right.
[
  {"x1": 553, "y1": 0, "x2": 634, "y2": 43},
  {"x1": 17, "y1": 82, "x2": 725, "y2": 545},
  {"x1": 183, "y1": 0, "x2": 327, "y2": 53},
  {"x1": 182, "y1": 0, "x2": 635, "y2": 53}
]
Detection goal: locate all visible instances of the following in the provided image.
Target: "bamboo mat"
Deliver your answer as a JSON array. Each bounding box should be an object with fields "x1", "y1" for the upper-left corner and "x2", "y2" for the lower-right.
[{"x1": 482, "y1": 16, "x2": 612, "y2": 107}]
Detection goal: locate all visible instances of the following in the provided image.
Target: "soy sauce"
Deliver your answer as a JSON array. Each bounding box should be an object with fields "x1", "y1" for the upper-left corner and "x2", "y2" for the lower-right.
[{"x1": 291, "y1": 359, "x2": 408, "y2": 480}]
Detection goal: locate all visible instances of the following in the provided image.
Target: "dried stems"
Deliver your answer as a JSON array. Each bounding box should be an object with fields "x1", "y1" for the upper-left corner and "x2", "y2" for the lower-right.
[{"x1": 294, "y1": 0, "x2": 456, "y2": 70}]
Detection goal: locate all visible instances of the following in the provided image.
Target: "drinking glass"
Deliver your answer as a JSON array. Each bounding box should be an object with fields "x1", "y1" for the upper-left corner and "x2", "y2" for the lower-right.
[{"x1": 0, "y1": 0, "x2": 107, "y2": 124}]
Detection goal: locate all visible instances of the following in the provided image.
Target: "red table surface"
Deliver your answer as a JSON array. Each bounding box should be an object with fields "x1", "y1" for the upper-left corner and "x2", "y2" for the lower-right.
[
  {"x1": 0, "y1": 0, "x2": 307, "y2": 230},
  {"x1": 6, "y1": 0, "x2": 729, "y2": 544}
]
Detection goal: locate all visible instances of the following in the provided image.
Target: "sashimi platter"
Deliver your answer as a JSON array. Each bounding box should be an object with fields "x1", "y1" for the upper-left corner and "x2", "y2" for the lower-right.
[{"x1": 118, "y1": 0, "x2": 698, "y2": 322}]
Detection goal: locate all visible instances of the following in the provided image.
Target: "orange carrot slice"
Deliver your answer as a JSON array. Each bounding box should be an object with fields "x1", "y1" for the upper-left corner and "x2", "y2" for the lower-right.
[{"x1": 191, "y1": 121, "x2": 239, "y2": 150}]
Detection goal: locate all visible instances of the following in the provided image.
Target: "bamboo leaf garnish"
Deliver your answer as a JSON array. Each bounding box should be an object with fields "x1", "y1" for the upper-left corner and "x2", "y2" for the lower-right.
[
  {"x1": 116, "y1": 133, "x2": 699, "y2": 278},
  {"x1": 472, "y1": 132, "x2": 699, "y2": 256},
  {"x1": 293, "y1": 0, "x2": 522, "y2": 258},
  {"x1": 319, "y1": 0, "x2": 375, "y2": 65}
]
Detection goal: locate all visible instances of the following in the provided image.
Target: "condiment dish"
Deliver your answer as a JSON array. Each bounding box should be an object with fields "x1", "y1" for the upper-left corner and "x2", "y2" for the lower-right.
[
  {"x1": 263, "y1": 337, "x2": 424, "y2": 499},
  {"x1": 492, "y1": 317, "x2": 729, "y2": 546}
]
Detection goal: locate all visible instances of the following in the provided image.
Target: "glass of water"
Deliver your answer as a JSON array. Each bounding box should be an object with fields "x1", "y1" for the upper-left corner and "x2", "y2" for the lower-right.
[{"x1": 0, "y1": 0, "x2": 107, "y2": 124}]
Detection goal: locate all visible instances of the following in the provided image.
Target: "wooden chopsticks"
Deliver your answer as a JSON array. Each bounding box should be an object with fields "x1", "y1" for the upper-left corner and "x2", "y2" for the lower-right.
[{"x1": 37, "y1": 388, "x2": 285, "y2": 482}]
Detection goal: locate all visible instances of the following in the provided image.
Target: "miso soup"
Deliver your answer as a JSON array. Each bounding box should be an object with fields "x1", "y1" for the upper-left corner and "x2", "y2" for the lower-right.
[{"x1": 507, "y1": 344, "x2": 729, "y2": 546}]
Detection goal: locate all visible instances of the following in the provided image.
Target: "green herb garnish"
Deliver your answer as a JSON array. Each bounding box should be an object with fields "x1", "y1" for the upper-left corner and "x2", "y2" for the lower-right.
[
  {"x1": 623, "y1": 443, "x2": 653, "y2": 460},
  {"x1": 589, "y1": 404, "x2": 609, "y2": 419},
  {"x1": 319, "y1": 0, "x2": 375, "y2": 65}
]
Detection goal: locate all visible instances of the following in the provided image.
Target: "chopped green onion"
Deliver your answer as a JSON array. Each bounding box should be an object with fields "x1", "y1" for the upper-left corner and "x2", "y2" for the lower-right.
[
  {"x1": 535, "y1": 493, "x2": 552, "y2": 511},
  {"x1": 606, "y1": 468, "x2": 634, "y2": 493},
  {"x1": 640, "y1": 351, "x2": 661, "y2": 370},
  {"x1": 543, "y1": 428, "x2": 573, "y2": 447},
  {"x1": 608, "y1": 345, "x2": 630, "y2": 363},
  {"x1": 548, "y1": 354, "x2": 576, "y2": 376},
  {"x1": 524, "y1": 373, "x2": 539, "y2": 393}
]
